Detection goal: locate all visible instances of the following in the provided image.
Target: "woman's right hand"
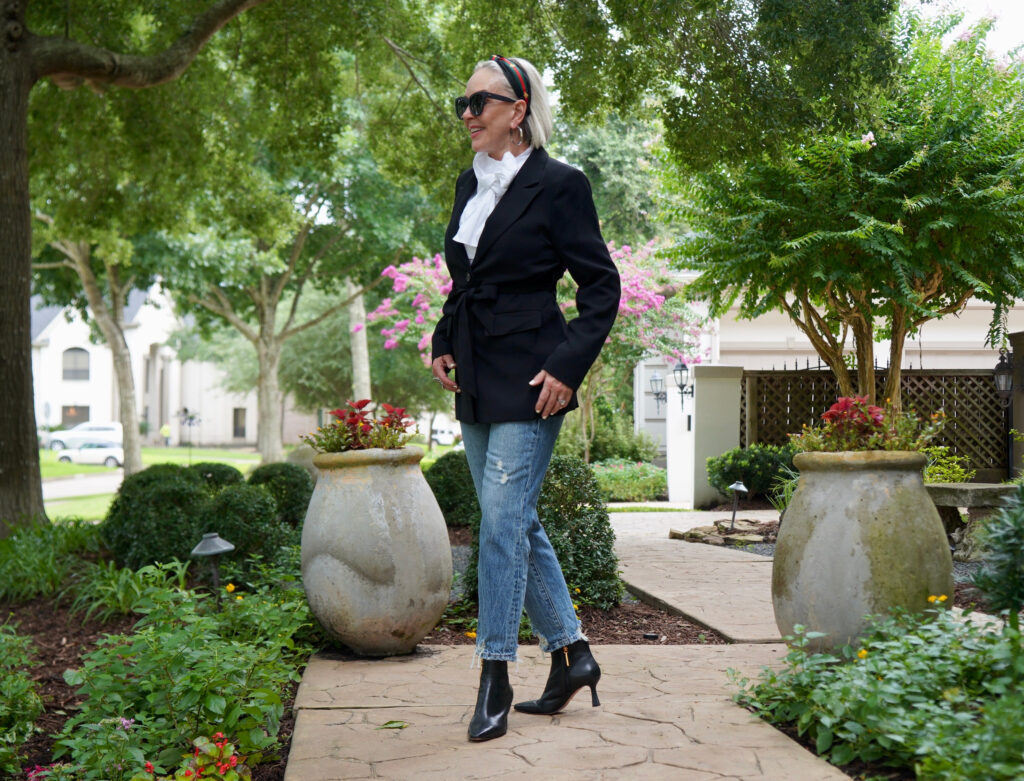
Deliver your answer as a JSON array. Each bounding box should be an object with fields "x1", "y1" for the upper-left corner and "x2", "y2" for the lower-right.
[{"x1": 432, "y1": 354, "x2": 460, "y2": 393}]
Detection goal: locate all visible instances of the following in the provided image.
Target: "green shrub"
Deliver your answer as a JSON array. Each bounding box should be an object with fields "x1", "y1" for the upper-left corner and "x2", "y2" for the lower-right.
[
  {"x1": 592, "y1": 459, "x2": 667, "y2": 502},
  {"x1": 57, "y1": 583, "x2": 307, "y2": 776},
  {"x1": 189, "y1": 462, "x2": 244, "y2": 491},
  {"x1": 247, "y1": 463, "x2": 314, "y2": 527},
  {"x1": 199, "y1": 483, "x2": 294, "y2": 562},
  {"x1": 922, "y1": 445, "x2": 977, "y2": 483},
  {"x1": 0, "y1": 519, "x2": 101, "y2": 602},
  {"x1": 424, "y1": 450, "x2": 481, "y2": 528},
  {"x1": 464, "y1": 455, "x2": 622, "y2": 610},
  {"x1": 972, "y1": 482, "x2": 1024, "y2": 655},
  {"x1": 0, "y1": 625, "x2": 43, "y2": 777},
  {"x1": 64, "y1": 560, "x2": 191, "y2": 623},
  {"x1": 706, "y1": 443, "x2": 796, "y2": 499},
  {"x1": 734, "y1": 608, "x2": 1023, "y2": 778},
  {"x1": 554, "y1": 403, "x2": 658, "y2": 463},
  {"x1": 100, "y1": 465, "x2": 208, "y2": 569}
]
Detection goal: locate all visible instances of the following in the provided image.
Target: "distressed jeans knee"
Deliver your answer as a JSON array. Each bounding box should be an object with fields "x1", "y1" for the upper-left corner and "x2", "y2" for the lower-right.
[{"x1": 462, "y1": 418, "x2": 584, "y2": 660}]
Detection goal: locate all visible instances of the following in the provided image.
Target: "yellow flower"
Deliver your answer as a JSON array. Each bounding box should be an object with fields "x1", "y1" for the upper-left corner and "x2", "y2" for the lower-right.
[
  {"x1": 465, "y1": 631, "x2": 476, "y2": 639},
  {"x1": 937, "y1": 594, "x2": 948, "y2": 603},
  {"x1": 235, "y1": 595, "x2": 243, "y2": 601},
  {"x1": 927, "y1": 595, "x2": 937, "y2": 603},
  {"x1": 857, "y1": 649, "x2": 869, "y2": 660},
  {"x1": 573, "y1": 604, "x2": 579, "y2": 611},
  {"x1": 225, "y1": 583, "x2": 235, "y2": 593},
  {"x1": 574, "y1": 588, "x2": 581, "y2": 594}
]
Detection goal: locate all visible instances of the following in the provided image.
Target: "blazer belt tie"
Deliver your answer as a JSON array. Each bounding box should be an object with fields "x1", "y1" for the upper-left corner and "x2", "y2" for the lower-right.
[{"x1": 450, "y1": 284, "x2": 552, "y2": 399}]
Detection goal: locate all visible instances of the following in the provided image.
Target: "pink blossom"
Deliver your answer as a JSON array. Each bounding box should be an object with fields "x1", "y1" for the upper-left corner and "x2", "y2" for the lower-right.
[
  {"x1": 351, "y1": 323, "x2": 365, "y2": 334},
  {"x1": 384, "y1": 338, "x2": 399, "y2": 349}
]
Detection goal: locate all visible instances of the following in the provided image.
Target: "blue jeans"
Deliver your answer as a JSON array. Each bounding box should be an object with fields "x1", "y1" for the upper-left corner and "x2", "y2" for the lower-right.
[{"x1": 461, "y1": 417, "x2": 584, "y2": 661}]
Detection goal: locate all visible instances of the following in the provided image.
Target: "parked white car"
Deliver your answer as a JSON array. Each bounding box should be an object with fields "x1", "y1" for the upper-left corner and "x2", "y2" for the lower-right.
[
  {"x1": 431, "y1": 427, "x2": 457, "y2": 446},
  {"x1": 56, "y1": 441, "x2": 124, "y2": 468},
  {"x1": 48, "y1": 421, "x2": 123, "y2": 451}
]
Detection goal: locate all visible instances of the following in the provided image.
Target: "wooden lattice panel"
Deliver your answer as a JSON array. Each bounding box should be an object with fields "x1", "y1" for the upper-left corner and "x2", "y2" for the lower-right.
[{"x1": 740, "y1": 370, "x2": 1007, "y2": 472}]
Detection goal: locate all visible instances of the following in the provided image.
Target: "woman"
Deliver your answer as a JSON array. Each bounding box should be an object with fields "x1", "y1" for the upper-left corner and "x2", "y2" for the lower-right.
[{"x1": 430, "y1": 55, "x2": 620, "y2": 742}]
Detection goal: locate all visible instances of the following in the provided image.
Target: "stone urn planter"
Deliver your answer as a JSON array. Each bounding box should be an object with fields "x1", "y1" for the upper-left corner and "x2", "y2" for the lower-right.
[
  {"x1": 301, "y1": 446, "x2": 452, "y2": 656},
  {"x1": 772, "y1": 450, "x2": 953, "y2": 652}
]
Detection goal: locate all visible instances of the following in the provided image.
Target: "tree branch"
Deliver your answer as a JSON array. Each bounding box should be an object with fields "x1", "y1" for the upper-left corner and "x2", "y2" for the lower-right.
[
  {"x1": 382, "y1": 37, "x2": 448, "y2": 119},
  {"x1": 28, "y1": 0, "x2": 271, "y2": 90},
  {"x1": 189, "y1": 287, "x2": 258, "y2": 343},
  {"x1": 279, "y1": 274, "x2": 386, "y2": 341}
]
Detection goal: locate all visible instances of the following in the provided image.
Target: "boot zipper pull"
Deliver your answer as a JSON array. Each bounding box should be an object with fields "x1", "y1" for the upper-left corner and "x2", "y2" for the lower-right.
[{"x1": 563, "y1": 646, "x2": 570, "y2": 667}]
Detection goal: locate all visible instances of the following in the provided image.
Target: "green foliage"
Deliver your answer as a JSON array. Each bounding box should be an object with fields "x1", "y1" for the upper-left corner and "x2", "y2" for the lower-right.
[
  {"x1": 57, "y1": 580, "x2": 310, "y2": 777},
  {"x1": 592, "y1": 459, "x2": 667, "y2": 502},
  {"x1": 0, "y1": 625, "x2": 43, "y2": 777},
  {"x1": 706, "y1": 444, "x2": 796, "y2": 499},
  {"x1": 64, "y1": 561, "x2": 191, "y2": 624},
  {"x1": 130, "y1": 734, "x2": 252, "y2": 781},
  {"x1": 791, "y1": 399, "x2": 945, "y2": 452},
  {"x1": 922, "y1": 445, "x2": 977, "y2": 484},
  {"x1": 734, "y1": 607, "x2": 1024, "y2": 778},
  {"x1": 768, "y1": 464, "x2": 800, "y2": 516},
  {"x1": 554, "y1": 403, "x2": 658, "y2": 463},
  {"x1": 190, "y1": 463, "x2": 245, "y2": 492},
  {"x1": 247, "y1": 463, "x2": 313, "y2": 528},
  {"x1": 101, "y1": 465, "x2": 208, "y2": 570},
  {"x1": 464, "y1": 456, "x2": 622, "y2": 610},
  {"x1": 972, "y1": 483, "x2": 1024, "y2": 651},
  {"x1": 200, "y1": 484, "x2": 295, "y2": 562},
  {"x1": 672, "y1": 13, "x2": 1024, "y2": 405},
  {"x1": 0, "y1": 519, "x2": 101, "y2": 602},
  {"x1": 424, "y1": 450, "x2": 481, "y2": 528}
]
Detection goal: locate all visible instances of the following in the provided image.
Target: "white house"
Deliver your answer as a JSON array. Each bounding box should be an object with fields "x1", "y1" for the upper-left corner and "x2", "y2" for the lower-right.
[{"x1": 31, "y1": 289, "x2": 317, "y2": 448}]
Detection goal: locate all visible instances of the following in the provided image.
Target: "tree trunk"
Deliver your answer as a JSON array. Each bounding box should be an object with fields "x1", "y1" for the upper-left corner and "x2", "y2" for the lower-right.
[
  {"x1": 0, "y1": 34, "x2": 46, "y2": 532},
  {"x1": 256, "y1": 336, "x2": 284, "y2": 463},
  {"x1": 346, "y1": 277, "x2": 371, "y2": 400},
  {"x1": 66, "y1": 244, "x2": 144, "y2": 474},
  {"x1": 851, "y1": 319, "x2": 876, "y2": 404},
  {"x1": 883, "y1": 311, "x2": 908, "y2": 413}
]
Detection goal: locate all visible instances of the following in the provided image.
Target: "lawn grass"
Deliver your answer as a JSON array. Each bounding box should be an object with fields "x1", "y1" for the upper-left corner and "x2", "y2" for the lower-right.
[
  {"x1": 44, "y1": 493, "x2": 115, "y2": 522},
  {"x1": 40, "y1": 446, "x2": 261, "y2": 479}
]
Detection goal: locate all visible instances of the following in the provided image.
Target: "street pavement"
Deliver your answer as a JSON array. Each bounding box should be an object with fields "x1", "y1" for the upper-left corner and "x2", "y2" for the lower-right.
[{"x1": 42, "y1": 471, "x2": 124, "y2": 501}]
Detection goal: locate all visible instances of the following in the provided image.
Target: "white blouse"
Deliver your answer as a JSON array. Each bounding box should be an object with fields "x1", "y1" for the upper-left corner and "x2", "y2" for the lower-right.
[{"x1": 454, "y1": 148, "x2": 532, "y2": 261}]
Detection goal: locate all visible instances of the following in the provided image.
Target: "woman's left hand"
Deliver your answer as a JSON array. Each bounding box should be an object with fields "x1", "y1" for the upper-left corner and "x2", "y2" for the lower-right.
[{"x1": 529, "y1": 370, "x2": 575, "y2": 419}]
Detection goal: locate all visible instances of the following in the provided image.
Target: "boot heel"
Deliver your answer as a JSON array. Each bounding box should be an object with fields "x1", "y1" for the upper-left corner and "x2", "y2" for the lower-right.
[{"x1": 590, "y1": 685, "x2": 600, "y2": 707}]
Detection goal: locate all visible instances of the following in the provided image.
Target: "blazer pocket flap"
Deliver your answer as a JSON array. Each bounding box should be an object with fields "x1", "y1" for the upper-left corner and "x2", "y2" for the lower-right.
[{"x1": 487, "y1": 311, "x2": 542, "y2": 336}]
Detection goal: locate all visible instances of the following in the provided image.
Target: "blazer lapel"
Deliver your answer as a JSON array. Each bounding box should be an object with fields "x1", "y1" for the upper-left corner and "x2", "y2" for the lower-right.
[
  {"x1": 472, "y1": 148, "x2": 548, "y2": 264},
  {"x1": 446, "y1": 170, "x2": 477, "y2": 274}
]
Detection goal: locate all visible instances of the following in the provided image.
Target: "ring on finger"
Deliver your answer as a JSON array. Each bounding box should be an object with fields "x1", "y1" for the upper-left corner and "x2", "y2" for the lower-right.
[{"x1": 558, "y1": 398, "x2": 567, "y2": 406}]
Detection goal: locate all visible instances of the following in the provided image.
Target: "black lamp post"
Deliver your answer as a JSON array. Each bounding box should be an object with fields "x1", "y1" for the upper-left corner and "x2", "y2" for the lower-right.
[
  {"x1": 728, "y1": 480, "x2": 749, "y2": 532},
  {"x1": 994, "y1": 347, "x2": 1014, "y2": 477},
  {"x1": 649, "y1": 371, "x2": 668, "y2": 415},
  {"x1": 672, "y1": 363, "x2": 694, "y2": 411}
]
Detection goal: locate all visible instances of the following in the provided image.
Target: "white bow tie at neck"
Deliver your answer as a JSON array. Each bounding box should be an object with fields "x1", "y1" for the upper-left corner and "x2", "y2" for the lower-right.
[{"x1": 453, "y1": 151, "x2": 526, "y2": 259}]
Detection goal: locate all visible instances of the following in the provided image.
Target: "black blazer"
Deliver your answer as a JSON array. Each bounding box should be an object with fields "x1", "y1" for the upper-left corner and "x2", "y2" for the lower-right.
[{"x1": 431, "y1": 147, "x2": 620, "y2": 424}]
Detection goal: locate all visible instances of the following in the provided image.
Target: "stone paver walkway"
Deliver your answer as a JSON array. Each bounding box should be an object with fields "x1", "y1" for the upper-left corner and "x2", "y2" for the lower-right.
[{"x1": 284, "y1": 508, "x2": 848, "y2": 780}]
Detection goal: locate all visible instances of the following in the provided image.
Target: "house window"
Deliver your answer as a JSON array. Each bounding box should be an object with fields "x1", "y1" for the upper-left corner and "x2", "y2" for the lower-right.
[
  {"x1": 61, "y1": 406, "x2": 88, "y2": 427},
  {"x1": 232, "y1": 408, "x2": 246, "y2": 439},
  {"x1": 62, "y1": 348, "x2": 90, "y2": 380}
]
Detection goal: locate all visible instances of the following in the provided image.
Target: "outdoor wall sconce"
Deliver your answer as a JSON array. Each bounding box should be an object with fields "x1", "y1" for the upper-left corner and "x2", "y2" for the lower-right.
[
  {"x1": 673, "y1": 363, "x2": 695, "y2": 411},
  {"x1": 728, "y1": 481, "x2": 749, "y2": 532},
  {"x1": 649, "y1": 371, "x2": 668, "y2": 415},
  {"x1": 191, "y1": 532, "x2": 235, "y2": 603},
  {"x1": 994, "y1": 347, "x2": 1014, "y2": 407}
]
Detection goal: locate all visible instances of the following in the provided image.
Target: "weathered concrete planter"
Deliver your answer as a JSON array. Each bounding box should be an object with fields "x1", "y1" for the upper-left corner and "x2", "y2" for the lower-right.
[
  {"x1": 772, "y1": 451, "x2": 953, "y2": 652},
  {"x1": 301, "y1": 447, "x2": 452, "y2": 656}
]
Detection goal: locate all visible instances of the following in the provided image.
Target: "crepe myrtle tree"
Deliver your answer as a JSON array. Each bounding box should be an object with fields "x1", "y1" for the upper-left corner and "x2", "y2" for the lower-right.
[
  {"x1": 671, "y1": 13, "x2": 1024, "y2": 410},
  {"x1": 0, "y1": 0, "x2": 271, "y2": 530},
  {"x1": 369, "y1": 242, "x2": 710, "y2": 461}
]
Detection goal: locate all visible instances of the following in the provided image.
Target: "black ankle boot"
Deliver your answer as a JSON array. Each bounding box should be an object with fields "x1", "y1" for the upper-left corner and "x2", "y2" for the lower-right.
[
  {"x1": 468, "y1": 660, "x2": 513, "y2": 741},
  {"x1": 514, "y1": 639, "x2": 601, "y2": 715}
]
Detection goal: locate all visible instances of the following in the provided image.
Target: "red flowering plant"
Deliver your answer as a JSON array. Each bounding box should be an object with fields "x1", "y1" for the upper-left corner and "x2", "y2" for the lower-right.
[
  {"x1": 129, "y1": 733, "x2": 250, "y2": 781},
  {"x1": 790, "y1": 396, "x2": 944, "y2": 452},
  {"x1": 301, "y1": 400, "x2": 415, "y2": 452}
]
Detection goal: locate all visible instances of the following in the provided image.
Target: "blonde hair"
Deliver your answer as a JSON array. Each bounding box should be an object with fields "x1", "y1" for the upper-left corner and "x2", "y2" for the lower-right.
[{"x1": 474, "y1": 57, "x2": 553, "y2": 149}]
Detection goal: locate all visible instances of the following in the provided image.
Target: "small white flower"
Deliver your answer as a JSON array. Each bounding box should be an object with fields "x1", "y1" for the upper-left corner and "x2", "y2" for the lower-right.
[{"x1": 861, "y1": 131, "x2": 876, "y2": 147}]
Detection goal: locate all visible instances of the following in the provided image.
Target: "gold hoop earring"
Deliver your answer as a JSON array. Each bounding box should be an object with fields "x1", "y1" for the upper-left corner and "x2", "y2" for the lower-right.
[{"x1": 511, "y1": 125, "x2": 525, "y2": 146}]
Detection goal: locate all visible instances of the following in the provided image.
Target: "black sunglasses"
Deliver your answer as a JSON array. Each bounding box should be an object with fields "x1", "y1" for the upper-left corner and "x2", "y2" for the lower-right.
[{"x1": 454, "y1": 91, "x2": 516, "y2": 118}]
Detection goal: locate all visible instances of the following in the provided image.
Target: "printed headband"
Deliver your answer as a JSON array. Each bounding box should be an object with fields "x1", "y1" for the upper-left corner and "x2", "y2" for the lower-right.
[{"x1": 491, "y1": 55, "x2": 531, "y2": 115}]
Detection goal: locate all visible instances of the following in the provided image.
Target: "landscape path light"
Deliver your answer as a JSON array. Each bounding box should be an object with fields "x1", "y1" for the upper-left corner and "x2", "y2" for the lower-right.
[
  {"x1": 729, "y1": 481, "x2": 749, "y2": 532},
  {"x1": 191, "y1": 532, "x2": 235, "y2": 604}
]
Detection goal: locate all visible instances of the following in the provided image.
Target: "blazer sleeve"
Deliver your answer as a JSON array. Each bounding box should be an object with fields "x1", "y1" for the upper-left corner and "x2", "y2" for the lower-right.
[
  {"x1": 430, "y1": 170, "x2": 473, "y2": 361},
  {"x1": 542, "y1": 168, "x2": 620, "y2": 390}
]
